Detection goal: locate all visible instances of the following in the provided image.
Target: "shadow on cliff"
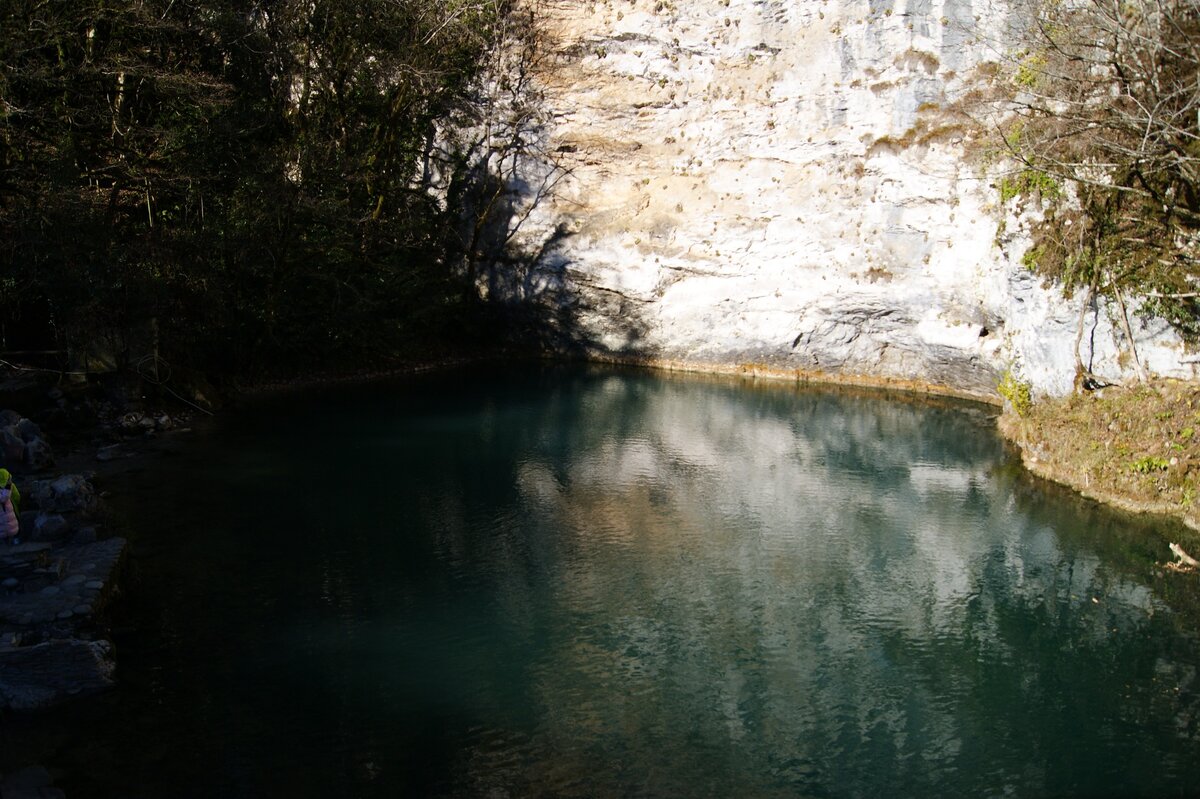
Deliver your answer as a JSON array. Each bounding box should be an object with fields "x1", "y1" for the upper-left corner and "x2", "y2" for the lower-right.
[
  {"x1": 449, "y1": 151, "x2": 652, "y2": 361},
  {"x1": 432, "y1": 4, "x2": 653, "y2": 363},
  {"x1": 477, "y1": 217, "x2": 653, "y2": 360}
]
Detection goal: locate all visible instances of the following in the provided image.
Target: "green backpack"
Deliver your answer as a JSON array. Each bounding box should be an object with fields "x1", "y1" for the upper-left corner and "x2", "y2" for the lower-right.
[{"x1": 0, "y1": 468, "x2": 20, "y2": 514}]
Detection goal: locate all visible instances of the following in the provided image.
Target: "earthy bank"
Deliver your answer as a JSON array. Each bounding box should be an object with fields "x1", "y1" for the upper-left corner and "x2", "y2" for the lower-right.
[{"x1": 999, "y1": 378, "x2": 1200, "y2": 549}]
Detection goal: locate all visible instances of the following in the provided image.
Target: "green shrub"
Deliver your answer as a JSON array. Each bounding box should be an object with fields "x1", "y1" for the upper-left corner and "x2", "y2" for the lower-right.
[
  {"x1": 998, "y1": 170, "x2": 1061, "y2": 204},
  {"x1": 998, "y1": 369, "x2": 1033, "y2": 416},
  {"x1": 1014, "y1": 51, "x2": 1046, "y2": 88},
  {"x1": 1130, "y1": 456, "x2": 1170, "y2": 473}
]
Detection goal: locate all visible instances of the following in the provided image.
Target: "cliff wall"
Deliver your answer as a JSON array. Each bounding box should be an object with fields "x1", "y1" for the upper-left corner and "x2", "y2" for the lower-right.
[{"x1": 494, "y1": 0, "x2": 1195, "y2": 397}]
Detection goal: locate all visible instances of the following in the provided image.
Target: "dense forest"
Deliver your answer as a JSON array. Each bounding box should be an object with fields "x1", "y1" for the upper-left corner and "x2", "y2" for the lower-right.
[{"x1": 0, "y1": 0, "x2": 533, "y2": 381}]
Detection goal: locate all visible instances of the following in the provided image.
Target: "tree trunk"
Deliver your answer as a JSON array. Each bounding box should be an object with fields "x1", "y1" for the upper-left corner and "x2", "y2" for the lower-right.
[
  {"x1": 1113, "y1": 284, "x2": 1150, "y2": 383},
  {"x1": 1073, "y1": 280, "x2": 1095, "y2": 389}
]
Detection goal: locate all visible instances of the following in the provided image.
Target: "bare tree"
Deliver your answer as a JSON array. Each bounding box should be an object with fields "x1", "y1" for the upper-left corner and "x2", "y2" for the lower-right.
[
  {"x1": 968, "y1": 0, "x2": 1200, "y2": 384},
  {"x1": 434, "y1": 1, "x2": 572, "y2": 307}
]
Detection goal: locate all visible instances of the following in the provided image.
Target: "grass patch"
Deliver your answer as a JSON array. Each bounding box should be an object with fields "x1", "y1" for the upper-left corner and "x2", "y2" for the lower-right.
[{"x1": 999, "y1": 378, "x2": 1200, "y2": 530}]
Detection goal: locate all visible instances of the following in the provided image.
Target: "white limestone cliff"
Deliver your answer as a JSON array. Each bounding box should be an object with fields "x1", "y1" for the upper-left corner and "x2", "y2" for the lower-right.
[{"x1": 488, "y1": 0, "x2": 1196, "y2": 398}]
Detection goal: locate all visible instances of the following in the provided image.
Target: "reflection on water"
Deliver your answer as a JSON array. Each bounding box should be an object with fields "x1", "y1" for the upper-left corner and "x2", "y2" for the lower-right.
[{"x1": 9, "y1": 367, "x2": 1200, "y2": 798}]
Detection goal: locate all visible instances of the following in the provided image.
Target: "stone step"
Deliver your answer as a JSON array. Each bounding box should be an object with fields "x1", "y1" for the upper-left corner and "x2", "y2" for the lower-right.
[{"x1": 0, "y1": 542, "x2": 53, "y2": 557}]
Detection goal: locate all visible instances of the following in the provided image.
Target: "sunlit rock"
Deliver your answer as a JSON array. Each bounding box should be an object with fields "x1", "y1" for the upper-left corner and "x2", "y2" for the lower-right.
[{"x1": 491, "y1": 0, "x2": 1195, "y2": 397}]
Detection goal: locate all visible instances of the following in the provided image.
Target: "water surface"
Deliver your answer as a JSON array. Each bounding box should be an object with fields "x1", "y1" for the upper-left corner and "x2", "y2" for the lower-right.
[{"x1": 7, "y1": 366, "x2": 1200, "y2": 797}]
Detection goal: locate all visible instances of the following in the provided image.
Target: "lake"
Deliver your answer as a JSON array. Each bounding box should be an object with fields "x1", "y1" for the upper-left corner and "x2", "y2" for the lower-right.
[{"x1": 7, "y1": 365, "x2": 1200, "y2": 797}]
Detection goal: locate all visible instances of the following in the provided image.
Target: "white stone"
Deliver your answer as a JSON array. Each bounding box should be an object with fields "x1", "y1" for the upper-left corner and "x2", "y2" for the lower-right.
[{"x1": 482, "y1": 0, "x2": 1197, "y2": 397}]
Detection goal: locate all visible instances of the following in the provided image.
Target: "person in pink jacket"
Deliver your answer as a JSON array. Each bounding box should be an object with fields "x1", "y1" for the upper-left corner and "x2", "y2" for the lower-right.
[{"x1": 0, "y1": 468, "x2": 20, "y2": 545}]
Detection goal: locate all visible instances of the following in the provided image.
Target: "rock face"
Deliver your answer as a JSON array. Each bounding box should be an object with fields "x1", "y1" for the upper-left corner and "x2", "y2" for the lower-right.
[{"x1": 492, "y1": 0, "x2": 1196, "y2": 397}]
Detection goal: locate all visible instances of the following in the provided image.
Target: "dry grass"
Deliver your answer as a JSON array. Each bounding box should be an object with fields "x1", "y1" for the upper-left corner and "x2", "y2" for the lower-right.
[{"x1": 1000, "y1": 379, "x2": 1200, "y2": 532}]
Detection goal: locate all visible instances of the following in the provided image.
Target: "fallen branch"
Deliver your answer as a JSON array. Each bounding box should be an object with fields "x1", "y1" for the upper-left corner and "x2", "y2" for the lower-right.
[{"x1": 1168, "y1": 542, "x2": 1200, "y2": 571}]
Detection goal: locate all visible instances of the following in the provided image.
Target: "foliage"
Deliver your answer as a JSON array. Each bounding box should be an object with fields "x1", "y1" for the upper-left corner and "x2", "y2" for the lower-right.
[
  {"x1": 967, "y1": 0, "x2": 1200, "y2": 354},
  {"x1": 0, "y1": 0, "x2": 525, "y2": 378},
  {"x1": 998, "y1": 169, "x2": 1060, "y2": 205},
  {"x1": 1130, "y1": 455, "x2": 1171, "y2": 473},
  {"x1": 1012, "y1": 50, "x2": 1045, "y2": 89},
  {"x1": 1020, "y1": 245, "x2": 1044, "y2": 271},
  {"x1": 998, "y1": 367, "x2": 1034, "y2": 416}
]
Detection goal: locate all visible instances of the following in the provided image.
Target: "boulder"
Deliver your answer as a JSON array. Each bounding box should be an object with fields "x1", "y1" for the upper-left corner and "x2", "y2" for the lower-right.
[
  {"x1": 29, "y1": 513, "x2": 69, "y2": 543},
  {"x1": 28, "y1": 475, "x2": 96, "y2": 514},
  {"x1": 21, "y1": 438, "x2": 53, "y2": 471},
  {"x1": 0, "y1": 430, "x2": 24, "y2": 469},
  {"x1": 13, "y1": 418, "x2": 41, "y2": 443},
  {"x1": 0, "y1": 411, "x2": 53, "y2": 471},
  {"x1": 118, "y1": 412, "x2": 146, "y2": 433}
]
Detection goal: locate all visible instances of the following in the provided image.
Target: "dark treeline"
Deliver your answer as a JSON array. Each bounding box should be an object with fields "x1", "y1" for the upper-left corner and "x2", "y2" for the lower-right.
[{"x1": 0, "y1": 0, "x2": 520, "y2": 380}]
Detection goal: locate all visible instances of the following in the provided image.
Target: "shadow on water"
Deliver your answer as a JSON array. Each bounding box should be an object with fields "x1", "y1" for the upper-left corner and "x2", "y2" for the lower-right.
[{"x1": 5, "y1": 365, "x2": 1200, "y2": 798}]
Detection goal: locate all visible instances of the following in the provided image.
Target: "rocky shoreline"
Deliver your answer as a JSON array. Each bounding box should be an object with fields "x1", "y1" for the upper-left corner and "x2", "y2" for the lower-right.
[
  {"x1": 0, "y1": 355, "x2": 463, "y2": 709},
  {"x1": 1001, "y1": 417, "x2": 1200, "y2": 536},
  {"x1": 0, "y1": 370, "x2": 202, "y2": 798},
  {"x1": 0, "y1": 406, "x2": 126, "y2": 715}
]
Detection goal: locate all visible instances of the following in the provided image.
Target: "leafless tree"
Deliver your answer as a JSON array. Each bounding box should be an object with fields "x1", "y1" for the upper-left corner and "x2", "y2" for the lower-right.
[
  {"x1": 967, "y1": 0, "x2": 1200, "y2": 383},
  {"x1": 434, "y1": 0, "x2": 572, "y2": 305}
]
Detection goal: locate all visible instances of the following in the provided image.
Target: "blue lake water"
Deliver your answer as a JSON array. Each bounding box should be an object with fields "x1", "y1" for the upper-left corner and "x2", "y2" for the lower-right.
[{"x1": 8, "y1": 365, "x2": 1200, "y2": 797}]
